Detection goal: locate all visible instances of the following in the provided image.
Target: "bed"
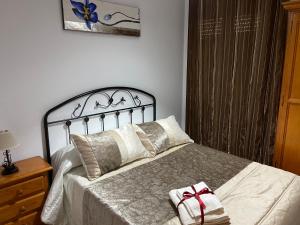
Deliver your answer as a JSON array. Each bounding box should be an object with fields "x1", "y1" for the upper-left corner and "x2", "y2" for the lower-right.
[{"x1": 41, "y1": 87, "x2": 300, "y2": 225}]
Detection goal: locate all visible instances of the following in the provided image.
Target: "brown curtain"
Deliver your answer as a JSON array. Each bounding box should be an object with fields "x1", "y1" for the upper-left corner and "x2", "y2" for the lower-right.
[{"x1": 186, "y1": 0, "x2": 287, "y2": 165}]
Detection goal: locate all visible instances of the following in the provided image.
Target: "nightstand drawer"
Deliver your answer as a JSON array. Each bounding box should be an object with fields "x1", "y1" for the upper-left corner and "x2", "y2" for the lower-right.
[
  {"x1": 5, "y1": 211, "x2": 39, "y2": 225},
  {"x1": 0, "y1": 176, "x2": 44, "y2": 206},
  {"x1": 0, "y1": 192, "x2": 45, "y2": 224}
]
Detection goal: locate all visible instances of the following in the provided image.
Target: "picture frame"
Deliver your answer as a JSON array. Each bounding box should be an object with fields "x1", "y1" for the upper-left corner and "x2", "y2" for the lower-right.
[{"x1": 62, "y1": 0, "x2": 141, "y2": 36}]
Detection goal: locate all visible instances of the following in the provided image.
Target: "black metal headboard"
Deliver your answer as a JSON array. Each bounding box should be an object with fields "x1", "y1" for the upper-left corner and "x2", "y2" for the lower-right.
[{"x1": 44, "y1": 87, "x2": 156, "y2": 164}]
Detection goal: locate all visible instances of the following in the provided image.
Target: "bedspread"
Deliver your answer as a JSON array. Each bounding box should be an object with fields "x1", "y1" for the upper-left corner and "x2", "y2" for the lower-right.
[
  {"x1": 166, "y1": 162, "x2": 300, "y2": 225},
  {"x1": 82, "y1": 144, "x2": 251, "y2": 225}
]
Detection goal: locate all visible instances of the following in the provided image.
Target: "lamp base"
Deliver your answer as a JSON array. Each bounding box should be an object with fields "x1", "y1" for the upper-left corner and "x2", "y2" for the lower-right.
[{"x1": 2, "y1": 164, "x2": 19, "y2": 175}]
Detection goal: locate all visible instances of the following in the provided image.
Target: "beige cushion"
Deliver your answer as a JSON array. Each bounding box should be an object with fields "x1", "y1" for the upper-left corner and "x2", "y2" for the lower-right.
[
  {"x1": 71, "y1": 124, "x2": 153, "y2": 180},
  {"x1": 135, "y1": 115, "x2": 194, "y2": 155}
]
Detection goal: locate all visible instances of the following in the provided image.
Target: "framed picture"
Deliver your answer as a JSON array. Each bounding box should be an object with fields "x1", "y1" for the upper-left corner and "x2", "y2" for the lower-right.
[{"x1": 62, "y1": 0, "x2": 141, "y2": 36}]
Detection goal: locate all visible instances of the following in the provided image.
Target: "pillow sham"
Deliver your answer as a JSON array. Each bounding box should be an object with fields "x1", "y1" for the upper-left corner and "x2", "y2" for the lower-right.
[
  {"x1": 135, "y1": 115, "x2": 194, "y2": 154},
  {"x1": 71, "y1": 124, "x2": 153, "y2": 180}
]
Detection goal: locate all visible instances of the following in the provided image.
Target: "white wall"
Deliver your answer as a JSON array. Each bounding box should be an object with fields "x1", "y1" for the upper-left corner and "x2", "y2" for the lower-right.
[{"x1": 0, "y1": 0, "x2": 186, "y2": 161}]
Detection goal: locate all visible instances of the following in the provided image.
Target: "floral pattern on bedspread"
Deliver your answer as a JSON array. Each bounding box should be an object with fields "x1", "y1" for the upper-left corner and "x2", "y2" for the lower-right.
[{"x1": 83, "y1": 143, "x2": 251, "y2": 225}]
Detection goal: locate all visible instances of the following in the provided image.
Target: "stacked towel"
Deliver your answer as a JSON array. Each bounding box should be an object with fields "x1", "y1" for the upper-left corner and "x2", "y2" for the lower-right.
[{"x1": 169, "y1": 182, "x2": 230, "y2": 225}]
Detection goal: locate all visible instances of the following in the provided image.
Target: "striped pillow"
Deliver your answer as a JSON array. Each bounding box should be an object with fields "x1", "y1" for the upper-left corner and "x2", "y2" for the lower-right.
[
  {"x1": 71, "y1": 124, "x2": 153, "y2": 180},
  {"x1": 135, "y1": 115, "x2": 194, "y2": 155}
]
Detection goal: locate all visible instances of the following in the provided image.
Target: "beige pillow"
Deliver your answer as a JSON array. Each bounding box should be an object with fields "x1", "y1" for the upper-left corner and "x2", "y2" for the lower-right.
[
  {"x1": 135, "y1": 115, "x2": 194, "y2": 155},
  {"x1": 71, "y1": 124, "x2": 153, "y2": 180}
]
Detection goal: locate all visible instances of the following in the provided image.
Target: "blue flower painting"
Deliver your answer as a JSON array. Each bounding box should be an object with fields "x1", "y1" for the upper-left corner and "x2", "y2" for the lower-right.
[
  {"x1": 62, "y1": 0, "x2": 141, "y2": 36},
  {"x1": 70, "y1": 0, "x2": 98, "y2": 29}
]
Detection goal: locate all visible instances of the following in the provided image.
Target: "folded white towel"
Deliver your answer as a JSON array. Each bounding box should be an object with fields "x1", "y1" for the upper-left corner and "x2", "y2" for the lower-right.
[
  {"x1": 169, "y1": 182, "x2": 230, "y2": 225},
  {"x1": 176, "y1": 182, "x2": 223, "y2": 218}
]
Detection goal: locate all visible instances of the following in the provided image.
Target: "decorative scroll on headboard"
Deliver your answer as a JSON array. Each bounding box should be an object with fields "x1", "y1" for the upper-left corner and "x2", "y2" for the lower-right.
[{"x1": 44, "y1": 87, "x2": 156, "y2": 164}]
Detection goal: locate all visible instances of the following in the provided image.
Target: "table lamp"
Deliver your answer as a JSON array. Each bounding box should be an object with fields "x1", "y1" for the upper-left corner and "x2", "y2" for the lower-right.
[{"x1": 0, "y1": 130, "x2": 19, "y2": 175}]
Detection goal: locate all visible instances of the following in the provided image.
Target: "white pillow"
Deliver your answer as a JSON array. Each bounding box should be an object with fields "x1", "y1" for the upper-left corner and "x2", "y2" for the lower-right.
[
  {"x1": 51, "y1": 144, "x2": 82, "y2": 177},
  {"x1": 157, "y1": 115, "x2": 193, "y2": 147}
]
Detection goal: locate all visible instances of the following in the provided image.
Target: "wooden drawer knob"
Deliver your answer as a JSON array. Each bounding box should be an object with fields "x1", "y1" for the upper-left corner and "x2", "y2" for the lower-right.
[
  {"x1": 20, "y1": 206, "x2": 27, "y2": 213},
  {"x1": 17, "y1": 189, "x2": 24, "y2": 196}
]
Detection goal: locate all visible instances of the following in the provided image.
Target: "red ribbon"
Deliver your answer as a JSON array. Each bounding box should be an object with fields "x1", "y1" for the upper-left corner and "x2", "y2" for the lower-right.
[{"x1": 177, "y1": 185, "x2": 214, "y2": 225}]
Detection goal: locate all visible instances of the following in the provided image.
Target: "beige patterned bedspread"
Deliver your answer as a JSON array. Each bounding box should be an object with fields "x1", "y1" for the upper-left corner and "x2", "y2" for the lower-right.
[
  {"x1": 82, "y1": 144, "x2": 300, "y2": 225},
  {"x1": 166, "y1": 163, "x2": 300, "y2": 225},
  {"x1": 83, "y1": 144, "x2": 250, "y2": 225}
]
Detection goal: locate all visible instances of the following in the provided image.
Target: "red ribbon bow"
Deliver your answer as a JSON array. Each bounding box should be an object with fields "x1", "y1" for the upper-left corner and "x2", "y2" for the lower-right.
[{"x1": 177, "y1": 185, "x2": 214, "y2": 225}]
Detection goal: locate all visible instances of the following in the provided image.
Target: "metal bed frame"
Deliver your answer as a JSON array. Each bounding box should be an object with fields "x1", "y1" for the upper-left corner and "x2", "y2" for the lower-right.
[{"x1": 43, "y1": 87, "x2": 156, "y2": 164}]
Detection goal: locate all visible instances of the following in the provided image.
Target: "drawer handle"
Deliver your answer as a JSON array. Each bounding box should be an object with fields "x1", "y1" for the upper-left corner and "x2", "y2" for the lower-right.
[
  {"x1": 17, "y1": 189, "x2": 24, "y2": 196},
  {"x1": 20, "y1": 206, "x2": 27, "y2": 213}
]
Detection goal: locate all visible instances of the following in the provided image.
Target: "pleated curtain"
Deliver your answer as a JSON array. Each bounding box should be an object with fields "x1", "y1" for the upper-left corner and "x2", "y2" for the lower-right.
[{"x1": 186, "y1": 0, "x2": 287, "y2": 164}]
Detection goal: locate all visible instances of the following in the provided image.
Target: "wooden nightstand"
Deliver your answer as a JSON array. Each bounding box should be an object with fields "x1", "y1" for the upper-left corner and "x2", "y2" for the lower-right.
[{"x1": 0, "y1": 156, "x2": 52, "y2": 225}]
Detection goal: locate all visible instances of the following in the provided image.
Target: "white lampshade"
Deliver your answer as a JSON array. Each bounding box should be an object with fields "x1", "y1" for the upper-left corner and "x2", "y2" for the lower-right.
[{"x1": 0, "y1": 130, "x2": 19, "y2": 151}]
